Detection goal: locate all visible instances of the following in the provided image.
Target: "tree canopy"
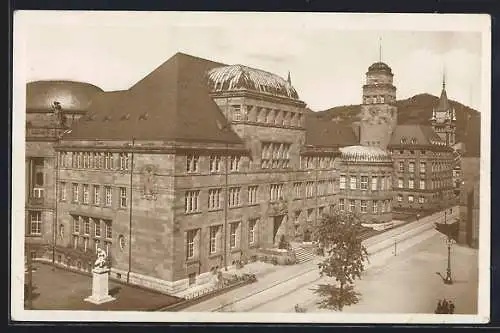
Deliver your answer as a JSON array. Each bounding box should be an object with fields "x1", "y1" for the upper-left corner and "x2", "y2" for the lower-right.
[{"x1": 313, "y1": 209, "x2": 369, "y2": 311}]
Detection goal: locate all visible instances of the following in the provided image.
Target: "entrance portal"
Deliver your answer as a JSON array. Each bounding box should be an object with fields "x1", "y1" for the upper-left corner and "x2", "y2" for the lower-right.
[
  {"x1": 272, "y1": 215, "x2": 286, "y2": 245},
  {"x1": 303, "y1": 229, "x2": 311, "y2": 242}
]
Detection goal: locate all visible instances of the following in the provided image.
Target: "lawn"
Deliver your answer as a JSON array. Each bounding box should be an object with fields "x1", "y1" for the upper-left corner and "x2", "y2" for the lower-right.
[{"x1": 25, "y1": 262, "x2": 183, "y2": 311}]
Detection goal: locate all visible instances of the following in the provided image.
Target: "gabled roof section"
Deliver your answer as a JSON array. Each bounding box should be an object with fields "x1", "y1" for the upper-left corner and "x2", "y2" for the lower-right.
[
  {"x1": 389, "y1": 124, "x2": 446, "y2": 147},
  {"x1": 64, "y1": 52, "x2": 243, "y2": 144},
  {"x1": 305, "y1": 114, "x2": 359, "y2": 148}
]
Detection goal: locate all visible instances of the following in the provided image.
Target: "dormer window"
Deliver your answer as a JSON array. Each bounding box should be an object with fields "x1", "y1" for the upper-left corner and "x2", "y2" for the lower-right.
[
  {"x1": 411, "y1": 137, "x2": 417, "y2": 144},
  {"x1": 400, "y1": 137, "x2": 407, "y2": 144}
]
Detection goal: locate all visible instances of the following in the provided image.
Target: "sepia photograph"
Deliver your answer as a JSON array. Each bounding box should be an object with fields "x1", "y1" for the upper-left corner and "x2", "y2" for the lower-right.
[{"x1": 11, "y1": 11, "x2": 490, "y2": 323}]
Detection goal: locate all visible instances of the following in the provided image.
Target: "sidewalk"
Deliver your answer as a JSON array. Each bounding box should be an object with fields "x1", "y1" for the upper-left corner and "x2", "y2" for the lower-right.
[
  {"x1": 254, "y1": 230, "x2": 478, "y2": 314},
  {"x1": 182, "y1": 259, "x2": 320, "y2": 311}
]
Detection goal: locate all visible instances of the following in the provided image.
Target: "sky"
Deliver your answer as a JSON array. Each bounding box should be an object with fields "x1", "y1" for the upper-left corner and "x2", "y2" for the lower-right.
[{"x1": 17, "y1": 12, "x2": 486, "y2": 111}]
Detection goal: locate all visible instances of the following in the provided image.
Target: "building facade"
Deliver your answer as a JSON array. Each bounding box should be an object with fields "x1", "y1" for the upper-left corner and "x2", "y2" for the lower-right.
[
  {"x1": 25, "y1": 52, "x2": 458, "y2": 294},
  {"x1": 25, "y1": 81, "x2": 103, "y2": 263}
]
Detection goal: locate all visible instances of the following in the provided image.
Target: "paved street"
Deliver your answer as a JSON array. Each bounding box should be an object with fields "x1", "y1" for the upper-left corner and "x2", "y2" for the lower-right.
[
  {"x1": 250, "y1": 229, "x2": 478, "y2": 314},
  {"x1": 182, "y1": 209, "x2": 464, "y2": 313}
]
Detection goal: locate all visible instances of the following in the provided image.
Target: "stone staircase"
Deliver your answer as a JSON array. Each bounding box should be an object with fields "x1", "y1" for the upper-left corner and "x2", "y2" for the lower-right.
[{"x1": 293, "y1": 246, "x2": 315, "y2": 263}]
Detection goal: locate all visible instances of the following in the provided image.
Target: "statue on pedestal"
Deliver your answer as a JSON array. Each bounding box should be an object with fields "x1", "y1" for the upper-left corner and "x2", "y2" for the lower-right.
[
  {"x1": 84, "y1": 248, "x2": 115, "y2": 305},
  {"x1": 94, "y1": 248, "x2": 108, "y2": 269}
]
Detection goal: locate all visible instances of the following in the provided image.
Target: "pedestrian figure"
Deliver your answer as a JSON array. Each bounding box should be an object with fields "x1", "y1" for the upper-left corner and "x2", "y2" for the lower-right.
[
  {"x1": 435, "y1": 300, "x2": 442, "y2": 314},
  {"x1": 443, "y1": 299, "x2": 449, "y2": 313}
]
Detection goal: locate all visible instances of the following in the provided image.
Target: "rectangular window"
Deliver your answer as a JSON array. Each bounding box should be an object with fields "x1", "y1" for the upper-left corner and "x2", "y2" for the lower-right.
[
  {"x1": 360, "y1": 176, "x2": 368, "y2": 190},
  {"x1": 386, "y1": 176, "x2": 392, "y2": 190},
  {"x1": 60, "y1": 182, "x2": 66, "y2": 201},
  {"x1": 94, "y1": 219, "x2": 101, "y2": 237},
  {"x1": 73, "y1": 235, "x2": 79, "y2": 249},
  {"x1": 373, "y1": 200, "x2": 378, "y2": 213},
  {"x1": 82, "y1": 184, "x2": 89, "y2": 204},
  {"x1": 119, "y1": 153, "x2": 129, "y2": 170},
  {"x1": 328, "y1": 180, "x2": 335, "y2": 194},
  {"x1": 306, "y1": 182, "x2": 314, "y2": 198},
  {"x1": 409, "y1": 162, "x2": 415, "y2": 173},
  {"x1": 185, "y1": 190, "x2": 200, "y2": 213},
  {"x1": 381, "y1": 200, "x2": 386, "y2": 213},
  {"x1": 419, "y1": 196, "x2": 425, "y2": 204},
  {"x1": 232, "y1": 105, "x2": 242, "y2": 121},
  {"x1": 228, "y1": 187, "x2": 241, "y2": 207},
  {"x1": 77, "y1": 153, "x2": 83, "y2": 168},
  {"x1": 119, "y1": 187, "x2": 127, "y2": 208},
  {"x1": 419, "y1": 180, "x2": 425, "y2": 190},
  {"x1": 83, "y1": 216, "x2": 90, "y2": 235},
  {"x1": 270, "y1": 184, "x2": 284, "y2": 201},
  {"x1": 208, "y1": 188, "x2": 222, "y2": 210},
  {"x1": 307, "y1": 208, "x2": 314, "y2": 221},
  {"x1": 93, "y1": 185, "x2": 100, "y2": 205},
  {"x1": 408, "y1": 195, "x2": 415, "y2": 203},
  {"x1": 105, "y1": 220, "x2": 112, "y2": 239},
  {"x1": 209, "y1": 226, "x2": 219, "y2": 254},
  {"x1": 248, "y1": 219, "x2": 257, "y2": 244},
  {"x1": 420, "y1": 162, "x2": 426, "y2": 173},
  {"x1": 229, "y1": 156, "x2": 240, "y2": 172},
  {"x1": 398, "y1": 178, "x2": 404, "y2": 189},
  {"x1": 397, "y1": 194, "x2": 403, "y2": 202},
  {"x1": 230, "y1": 222, "x2": 239, "y2": 249},
  {"x1": 209, "y1": 155, "x2": 221, "y2": 173},
  {"x1": 248, "y1": 186, "x2": 258, "y2": 205},
  {"x1": 339, "y1": 175, "x2": 346, "y2": 189},
  {"x1": 105, "y1": 186, "x2": 112, "y2": 206},
  {"x1": 186, "y1": 230, "x2": 196, "y2": 259},
  {"x1": 73, "y1": 216, "x2": 80, "y2": 234},
  {"x1": 339, "y1": 199, "x2": 345, "y2": 211},
  {"x1": 104, "y1": 152, "x2": 113, "y2": 170},
  {"x1": 293, "y1": 182, "x2": 302, "y2": 199},
  {"x1": 360, "y1": 200, "x2": 367, "y2": 213},
  {"x1": 72, "y1": 183, "x2": 79, "y2": 202},
  {"x1": 409, "y1": 179, "x2": 415, "y2": 189},
  {"x1": 83, "y1": 152, "x2": 89, "y2": 169},
  {"x1": 350, "y1": 176, "x2": 357, "y2": 190},
  {"x1": 318, "y1": 206, "x2": 325, "y2": 216},
  {"x1": 29, "y1": 211, "x2": 42, "y2": 235},
  {"x1": 186, "y1": 155, "x2": 199, "y2": 173},
  {"x1": 349, "y1": 199, "x2": 356, "y2": 212},
  {"x1": 371, "y1": 177, "x2": 378, "y2": 191},
  {"x1": 399, "y1": 161, "x2": 404, "y2": 172}
]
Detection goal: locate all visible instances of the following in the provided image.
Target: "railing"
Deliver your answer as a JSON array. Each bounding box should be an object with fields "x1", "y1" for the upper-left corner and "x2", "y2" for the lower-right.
[{"x1": 27, "y1": 197, "x2": 44, "y2": 206}]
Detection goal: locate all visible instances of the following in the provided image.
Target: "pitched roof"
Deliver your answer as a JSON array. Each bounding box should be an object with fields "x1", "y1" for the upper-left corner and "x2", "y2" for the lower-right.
[
  {"x1": 305, "y1": 114, "x2": 359, "y2": 147},
  {"x1": 389, "y1": 124, "x2": 446, "y2": 147},
  {"x1": 64, "y1": 53, "x2": 243, "y2": 144}
]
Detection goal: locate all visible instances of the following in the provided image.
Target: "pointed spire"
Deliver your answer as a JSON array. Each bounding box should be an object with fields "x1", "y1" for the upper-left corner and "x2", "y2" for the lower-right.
[
  {"x1": 437, "y1": 68, "x2": 450, "y2": 112},
  {"x1": 287, "y1": 71, "x2": 291, "y2": 85},
  {"x1": 379, "y1": 37, "x2": 382, "y2": 62}
]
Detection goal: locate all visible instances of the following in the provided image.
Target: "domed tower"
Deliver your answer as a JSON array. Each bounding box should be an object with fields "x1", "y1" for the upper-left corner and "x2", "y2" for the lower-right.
[{"x1": 359, "y1": 62, "x2": 398, "y2": 149}]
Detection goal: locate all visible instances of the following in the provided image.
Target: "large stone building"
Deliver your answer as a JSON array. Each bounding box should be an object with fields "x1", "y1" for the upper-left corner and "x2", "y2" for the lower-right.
[{"x1": 25, "y1": 52, "x2": 458, "y2": 294}]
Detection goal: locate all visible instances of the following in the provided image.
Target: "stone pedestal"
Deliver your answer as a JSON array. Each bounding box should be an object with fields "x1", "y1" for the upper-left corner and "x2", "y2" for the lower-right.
[{"x1": 84, "y1": 267, "x2": 115, "y2": 305}]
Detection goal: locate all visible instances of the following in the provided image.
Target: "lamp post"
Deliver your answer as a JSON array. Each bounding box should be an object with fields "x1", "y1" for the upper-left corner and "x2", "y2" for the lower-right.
[{"x1": 443, "y1": 208, "x2": 453, "y2": 285}]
